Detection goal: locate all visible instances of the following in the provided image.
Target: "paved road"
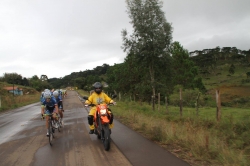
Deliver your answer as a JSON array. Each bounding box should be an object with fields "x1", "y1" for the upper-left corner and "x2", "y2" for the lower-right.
[{"x1": 0, "y1": 90, "x2": 190, "y2": 166}]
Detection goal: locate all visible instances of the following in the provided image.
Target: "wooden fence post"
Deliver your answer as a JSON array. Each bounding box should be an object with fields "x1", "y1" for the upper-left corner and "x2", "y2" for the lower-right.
[
  {"x1": 119, "y1": 92, "x2": 121, "y2": 101},
  {"x1": 158, "y1": 93, "x2": 160, "y2": 111},
  {"x1": 205, "y1": 134, "x2": 209, "y2": 150},
  {"x1": 216, "y1": 89, "x2": 221, "y2": 121},
  {"x1": 165, "y1": 96, "x2": 168, "y2": 114},
  {"x1": 196, "y1": 92, "x2": 200, "y2": 116},
  {"x1": 180, "y1": 88, "x2": 183, "y2": 117},
  {"x1": 152, "y1": 95, "x2": 155, "y2": 111}
]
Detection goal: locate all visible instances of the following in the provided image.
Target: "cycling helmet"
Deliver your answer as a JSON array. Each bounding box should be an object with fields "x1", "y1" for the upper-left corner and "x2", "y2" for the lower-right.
[
  {"x1": 53, "y1": 90, "x2": 59, "y2": 97},
  {"x1": 43, "y1": 91, "x2": 51, "y2": 99},
  {"x1": 93, "y1": 82, "x2": 103, "y2": 94}
]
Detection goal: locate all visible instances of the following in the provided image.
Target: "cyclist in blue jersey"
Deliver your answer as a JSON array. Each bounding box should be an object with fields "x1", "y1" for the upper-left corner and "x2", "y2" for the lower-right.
[
  {"x1": 53, "y1": 90, "x2": 64, "y2": 125},
  {"x1": 41, "y1": 91, "x2": 59, "y2": 136},
  {"x1": 40, "y1": 92, "x2": 44, "y2": 103},
  {"x1": 58, "y1": 89, "x2": 63, "y2": 96},
  {"x1": 40, "y1": 89, "x2": 55, "y2": 119}
]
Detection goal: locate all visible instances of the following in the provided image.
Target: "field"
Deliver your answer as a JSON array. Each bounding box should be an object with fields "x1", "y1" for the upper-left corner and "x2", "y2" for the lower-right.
[
  {"x1": 0, "y1": 82, "x2": 40, "y2": 112},
  {"x1": 113, "y1": 101, "x2": 250, "y2": 166}
]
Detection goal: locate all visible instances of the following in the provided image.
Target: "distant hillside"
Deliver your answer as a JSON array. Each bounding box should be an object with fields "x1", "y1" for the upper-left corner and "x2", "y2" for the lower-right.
[{"x1": 190, "y1": 47, "x2": 250, "y2": 107}]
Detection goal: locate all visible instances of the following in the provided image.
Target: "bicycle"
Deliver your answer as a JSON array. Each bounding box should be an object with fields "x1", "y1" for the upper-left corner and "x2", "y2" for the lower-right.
[{"x1": 43, "y1": 113, "x2": 56, "y2": 146}]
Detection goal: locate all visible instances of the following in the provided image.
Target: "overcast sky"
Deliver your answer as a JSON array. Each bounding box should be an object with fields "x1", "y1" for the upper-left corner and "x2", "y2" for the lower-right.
[{"x1": 1, "y1": 0, "x2": 250, "y2": 79}]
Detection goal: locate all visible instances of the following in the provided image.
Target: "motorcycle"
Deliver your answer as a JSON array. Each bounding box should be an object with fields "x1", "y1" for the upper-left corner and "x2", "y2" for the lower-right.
[{"x1": 83, "y1": 94, "x2": 116, "y2": 151}]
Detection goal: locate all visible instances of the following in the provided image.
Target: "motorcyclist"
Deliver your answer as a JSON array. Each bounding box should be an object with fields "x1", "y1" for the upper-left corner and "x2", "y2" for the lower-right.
[{"x1": 85, "y1": 82, "x2": 115, "y2": 134}]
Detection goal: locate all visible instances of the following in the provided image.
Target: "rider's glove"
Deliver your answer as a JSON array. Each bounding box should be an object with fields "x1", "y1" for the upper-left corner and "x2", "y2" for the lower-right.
[{"x1": 110, "y1": 100, "x2": 116, "y2": 105}]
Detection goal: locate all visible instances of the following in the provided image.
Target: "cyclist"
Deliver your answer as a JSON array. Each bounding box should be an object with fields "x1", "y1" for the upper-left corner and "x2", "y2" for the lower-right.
[
  {"x1": 41, "y1": 91, "x2": 59, "y2": 136},
  {"x1": 40, "y1": 89, "x2": 55, "y2": 119},
  {"x1": 40, "y1": 92, "x2": 44, "y2": 104},
  {"x1": 85, "y1": 82, "x2": 115, "y2": 134},
  {"x1": 58, "y1": 89, "x2": 63, "y2": 97},
  {"x1": 64, "y1": 89, "x2": 67, "y2": 97},
  {"x1": 53, "y1": 90, "x2": 64, "y2": 125}
]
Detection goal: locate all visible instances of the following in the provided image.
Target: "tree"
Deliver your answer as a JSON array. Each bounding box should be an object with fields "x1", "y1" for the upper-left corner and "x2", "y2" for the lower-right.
[
  {"x1": 30, "y1": 75, "x2": 51, "y2": 91},
  {"x1": 169, "y1": 41, "x2": 198, "y2": 89},
  {"x1": 22, "y1": 77, "x2": 29, "y2": 86},
  {"x1": 40, "y1": 75, "x2": 48, "y2": 81},
  {"x1": 3, "y1": 72, "x2": 23, "y2": 85},
  {"x1": 122, "y1": 0, "x2": 173, "y2": 110},
  {"x1": 229, "y1": 64, "x2": 235, "y2": 75}
]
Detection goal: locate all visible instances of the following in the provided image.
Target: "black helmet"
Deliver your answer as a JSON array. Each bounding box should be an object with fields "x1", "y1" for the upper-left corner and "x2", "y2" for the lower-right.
[{"x1": 93, "y1": 82, "x2": 103, "y2": 94}]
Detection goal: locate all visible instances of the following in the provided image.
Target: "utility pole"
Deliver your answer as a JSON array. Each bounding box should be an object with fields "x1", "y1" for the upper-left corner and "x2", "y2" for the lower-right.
[{"x1": 12, "y1": 74, "x2": 14, "y2": 96}]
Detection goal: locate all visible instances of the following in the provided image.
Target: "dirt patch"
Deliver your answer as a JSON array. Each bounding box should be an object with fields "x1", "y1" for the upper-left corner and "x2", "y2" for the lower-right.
[{"x1": 207, "y1": 85, "x2": 250, "y2": 102}]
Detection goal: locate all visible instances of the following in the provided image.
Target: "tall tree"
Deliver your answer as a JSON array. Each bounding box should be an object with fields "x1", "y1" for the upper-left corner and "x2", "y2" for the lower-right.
[
  {"x1": 3, "y1": 72, "x2": 23, "y2": 85},
  {"x1": 122, "y1": 0, "x2": 172, "y2": 110},
  {"x1": 229, "y1": 64, "x2": 235, "y2": 75},
  {"x1": 169, "y1": 41, "x2": 198, "y2": 89}
]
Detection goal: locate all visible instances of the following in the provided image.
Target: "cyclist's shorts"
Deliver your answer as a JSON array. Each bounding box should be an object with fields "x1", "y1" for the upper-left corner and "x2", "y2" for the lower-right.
[
  {"x1": 45, "y1": 109, "x2": 55, "y2": 115},
  {"x1": 59, "y1": 105, "x2": 63, "y2": 109}
]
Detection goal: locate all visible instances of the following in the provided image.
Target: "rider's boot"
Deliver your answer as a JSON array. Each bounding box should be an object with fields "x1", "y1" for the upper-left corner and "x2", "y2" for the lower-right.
[{"x1": 89, "y1": 129, "x2": 94, "y2": 134}]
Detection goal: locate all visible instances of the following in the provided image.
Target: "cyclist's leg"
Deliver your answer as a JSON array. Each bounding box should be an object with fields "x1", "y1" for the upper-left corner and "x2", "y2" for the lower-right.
[
  {"x1": 58, "y1": 101, "x2": 64, "y2": 124},
  {"x1": 58, "y1": 109, "x2": 63, "y2": 125},
  {"x1": 52, "y1": 109, "x2": 59, "y2": 121},
  {"x1": 41, "y1": 105, "x2": 45, "y2": 119},
  {"x1": 59, "y1": 104, "x2": 63, "y2": 118},
  {"x1": 44, "y1": 110, "x2": 51, "y2": 136},
  {"x1": 52, "y1": 110, "x2": 59, "y2": 128}
]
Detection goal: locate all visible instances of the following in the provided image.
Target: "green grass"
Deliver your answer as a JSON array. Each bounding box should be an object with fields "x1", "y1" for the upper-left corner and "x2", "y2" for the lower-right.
[
  {"x1": 0, "y1": 93, "x2": 40, "y2": 112},
  {"x1": 0, "y1": 82, "x2": 40, "y2": 112},
  {"x1": 112, "y1": 101, "x2": 250, "y2": 166},
  {"x1": 76, "y1": 89, "x2": 90, "y2": 96}
]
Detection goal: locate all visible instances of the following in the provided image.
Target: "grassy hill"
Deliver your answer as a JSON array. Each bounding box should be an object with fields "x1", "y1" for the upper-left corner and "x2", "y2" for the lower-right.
[{"x1": 198, "y1": 61, "x2": 250, "y2": 108}]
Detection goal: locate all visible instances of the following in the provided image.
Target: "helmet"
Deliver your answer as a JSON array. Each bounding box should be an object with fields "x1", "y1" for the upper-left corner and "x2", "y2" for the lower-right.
[
  {"x1": 43, "y1": 91, "x2": 51, "y2": 99},
  {"x1": 93, "y1": 82, "x2": 102, "y2": 94},
  {"x1": 53, "y1": 90, "x2": 59, "y2": 97}
]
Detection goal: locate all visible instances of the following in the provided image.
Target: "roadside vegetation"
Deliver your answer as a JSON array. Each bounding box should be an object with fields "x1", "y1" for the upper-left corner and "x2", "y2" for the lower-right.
[
  {"x1": 77, "y1": 87, "x2": 250, "y2": 166},
  {"x1": 0, "y1": 82, "x2": 40, "y2": 112},
  {"x1": 113, "y1": 101, "x2": 250, "y2": 166}
]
